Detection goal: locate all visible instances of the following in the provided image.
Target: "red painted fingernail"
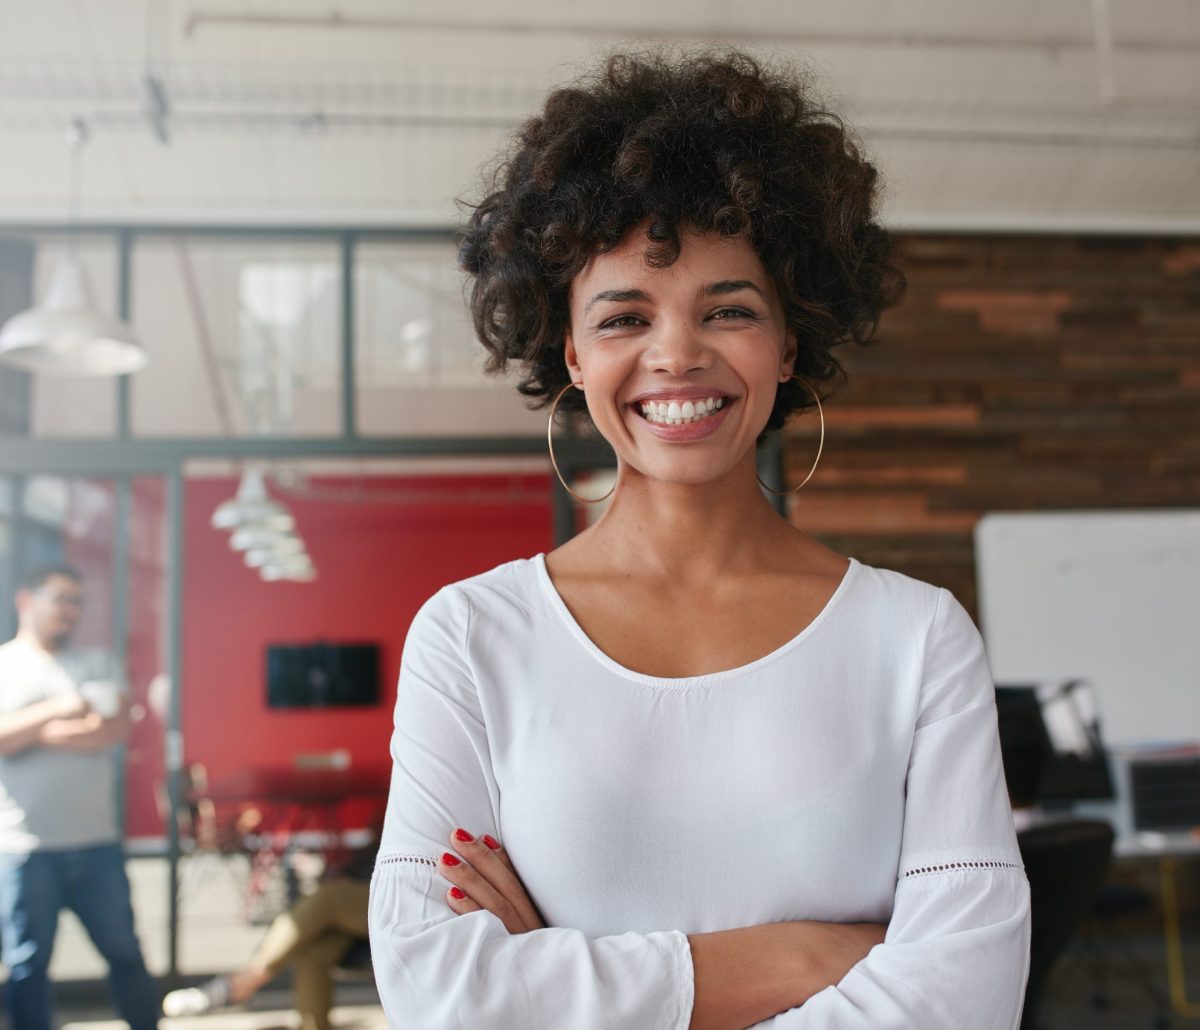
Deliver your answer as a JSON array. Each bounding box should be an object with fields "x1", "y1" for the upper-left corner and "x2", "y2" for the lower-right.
[
  {"x1": 441, "y1": 852, "x2": 461, "y2": 866},
  {"x1": 454, "y1": 828, "x2": 474, "y2": 843},
  {"x1": 449, "y1": 887, "x2": 466, "y2": 899},
  {"x1": 482, "y1": 834, "x2": 501, "y2": 850}
]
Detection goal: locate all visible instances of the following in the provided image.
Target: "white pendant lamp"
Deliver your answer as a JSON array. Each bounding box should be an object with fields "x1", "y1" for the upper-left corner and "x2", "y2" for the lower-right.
[
  {"x1": 230, "y1": 525, "x2": 304, "y2": 554},
  {"x1": 211, "y1": 466, "x2": 295, "y2": 532},
  {"x1": 261, "y1": 554, "x2": 317, "y2": 582},
  {"x1": 0, "y1": 256, "x2": 147, "y2": 376},
  {"x1": 245, "y1": 541, "x2": 308, "y2": 568},
  {"x1": 0, "y1": 119, "x2": 147, "y2": 377}
]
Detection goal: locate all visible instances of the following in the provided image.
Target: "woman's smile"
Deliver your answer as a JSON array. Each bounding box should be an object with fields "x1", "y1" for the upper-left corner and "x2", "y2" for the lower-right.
[{"x1": 628, "y1": 395, "x2": 737, "y2": 441}]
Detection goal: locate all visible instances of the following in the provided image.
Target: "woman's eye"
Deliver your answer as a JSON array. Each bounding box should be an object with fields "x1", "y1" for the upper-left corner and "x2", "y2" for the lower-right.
[
  {"x1": 710, "y1": 307, "x2": 756, "y2": 321},
  {"x1": 598, "y1": 314, "x2": 644, "y2": 330}
]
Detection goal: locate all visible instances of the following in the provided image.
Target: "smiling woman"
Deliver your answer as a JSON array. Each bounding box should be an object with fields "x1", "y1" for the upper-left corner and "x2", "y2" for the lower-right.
[{"x1": 368, "y1": 47, "x2": 1031, "y2": 1030}]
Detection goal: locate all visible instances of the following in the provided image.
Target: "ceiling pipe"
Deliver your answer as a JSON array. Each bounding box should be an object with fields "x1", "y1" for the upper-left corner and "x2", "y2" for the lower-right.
[
  {"x1": 183, "y1": 9, "x2": 1200, "y2": 57},
  {"x1": 56, "y1": 107, "x2": 1200, "y2": 152}
]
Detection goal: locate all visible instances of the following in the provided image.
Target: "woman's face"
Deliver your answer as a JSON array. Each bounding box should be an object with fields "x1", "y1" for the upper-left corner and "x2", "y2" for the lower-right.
[{"x1": 564, "y1": 224, "x2": 797, "y2": 489}]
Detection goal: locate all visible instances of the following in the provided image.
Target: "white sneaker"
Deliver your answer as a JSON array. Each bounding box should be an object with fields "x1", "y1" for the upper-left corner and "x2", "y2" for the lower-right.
[{"x1": 162, "y1": 976, "x2": 232, "y2": 1017}]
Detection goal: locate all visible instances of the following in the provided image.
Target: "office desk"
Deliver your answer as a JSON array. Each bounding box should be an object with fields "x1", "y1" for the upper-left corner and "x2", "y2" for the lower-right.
[
  {"x1": 1114, "y1": 829, "x2": 1200, "y2": 1019},
  {"x1": 202, "y1": 766, "x2": 391, "y2": 808},
  {"x1": 1114, "y1": 830, "x2": 1200, "y2": 860}
]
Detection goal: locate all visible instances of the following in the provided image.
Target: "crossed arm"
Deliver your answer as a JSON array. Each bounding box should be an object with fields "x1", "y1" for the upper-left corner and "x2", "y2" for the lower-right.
[
  {"x1": 0, "y1": 691, "x2": 132, "y2": 756},
  {"x1": 432, "y1": 824, "x2": 886, "y2": 1030}
]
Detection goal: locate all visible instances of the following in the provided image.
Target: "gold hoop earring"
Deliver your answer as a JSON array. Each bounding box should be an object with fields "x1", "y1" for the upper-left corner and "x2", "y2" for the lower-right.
[
  {"x1": 547, "y1": 382, "x2": 616, "y2": 505},
  {"x1": 756, "y1": 375, "x2": 825, "y2": 497}
]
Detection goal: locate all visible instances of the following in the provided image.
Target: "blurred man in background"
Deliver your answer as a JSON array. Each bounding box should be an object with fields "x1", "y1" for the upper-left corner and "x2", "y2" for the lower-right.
[{"x1": 0, "y1": 564, "x2": 159, "y2": 1030}]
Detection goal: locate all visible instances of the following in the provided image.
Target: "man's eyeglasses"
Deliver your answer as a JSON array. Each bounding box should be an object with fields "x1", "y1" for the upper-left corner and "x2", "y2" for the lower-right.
[{"x1": 37, "y1": 591, "x2": 85, "y2": 610}]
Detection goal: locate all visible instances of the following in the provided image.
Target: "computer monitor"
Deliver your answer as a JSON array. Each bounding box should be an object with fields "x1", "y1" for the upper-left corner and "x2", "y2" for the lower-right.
[{"x1": 994, "y1": 680, "x2": 1115, "y2": 806}]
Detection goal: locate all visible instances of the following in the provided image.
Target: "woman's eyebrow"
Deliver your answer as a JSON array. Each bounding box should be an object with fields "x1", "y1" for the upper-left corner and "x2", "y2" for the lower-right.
[
  {"x1": 702, "y1": 279, "x2": 768, "y2": 302},
  {"x1": 583, "y1": 288, "x2": 650, "y2": 317},
  {"x1": 583, "y1": 280, "x2": 766, "y2": 317}
]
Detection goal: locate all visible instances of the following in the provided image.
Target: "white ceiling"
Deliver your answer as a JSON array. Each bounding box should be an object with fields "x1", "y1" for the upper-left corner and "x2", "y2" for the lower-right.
[{"x1": 0, "y1": 0, "x2": 1197, "y2": 231}]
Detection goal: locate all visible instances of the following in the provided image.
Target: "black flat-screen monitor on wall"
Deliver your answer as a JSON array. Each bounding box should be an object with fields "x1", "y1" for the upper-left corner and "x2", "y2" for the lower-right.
[{"x1": 266, "y1": 642, "x2": 380, "y2": 709}]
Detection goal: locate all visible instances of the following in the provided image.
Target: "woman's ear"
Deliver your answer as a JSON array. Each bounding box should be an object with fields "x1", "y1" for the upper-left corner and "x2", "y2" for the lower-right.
[
  {"x1": 780, "y1": 328, "x2": 798, "y2": 379},
  {"x1": 563, "y1": 330, "x2": 583, "y2": 386}
]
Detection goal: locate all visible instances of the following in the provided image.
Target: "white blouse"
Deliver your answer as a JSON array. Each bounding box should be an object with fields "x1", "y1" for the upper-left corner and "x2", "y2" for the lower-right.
[{"x1": 368, "y1": 553, "x2": 1031, "y2": 1029}]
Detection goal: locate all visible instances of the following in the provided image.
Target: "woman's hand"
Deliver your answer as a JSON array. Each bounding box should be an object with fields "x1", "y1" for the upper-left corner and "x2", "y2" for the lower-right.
[{"x1": 439, "y1": 827, "x2": 547, "y2": 934}]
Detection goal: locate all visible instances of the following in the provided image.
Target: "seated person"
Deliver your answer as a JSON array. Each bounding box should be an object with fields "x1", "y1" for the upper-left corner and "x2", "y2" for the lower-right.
[{"x1": 162, "y1": 839, "x2": 376, "y2": 1029}]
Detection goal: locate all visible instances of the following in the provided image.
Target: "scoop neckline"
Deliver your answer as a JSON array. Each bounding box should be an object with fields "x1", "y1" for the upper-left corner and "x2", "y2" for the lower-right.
[{"x1": 531, "y1": 551, "x2": 861, "y2": 689}]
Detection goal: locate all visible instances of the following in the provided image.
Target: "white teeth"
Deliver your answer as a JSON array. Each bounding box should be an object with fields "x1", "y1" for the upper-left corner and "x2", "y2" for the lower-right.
[{"x1": 636, "y1": 396, "x2": 729, "y2": 425}]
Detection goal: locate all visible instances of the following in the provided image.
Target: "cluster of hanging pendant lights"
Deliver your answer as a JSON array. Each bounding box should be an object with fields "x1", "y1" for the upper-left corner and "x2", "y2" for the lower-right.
[{"x1": 211, "y1": 466, "x2": 317, "y2": 583}]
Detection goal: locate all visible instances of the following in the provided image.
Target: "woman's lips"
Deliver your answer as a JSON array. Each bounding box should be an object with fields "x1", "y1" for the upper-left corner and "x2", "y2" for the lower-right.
[{"x1": 630, "y1": 398, "x2": 735, "y2": 441}]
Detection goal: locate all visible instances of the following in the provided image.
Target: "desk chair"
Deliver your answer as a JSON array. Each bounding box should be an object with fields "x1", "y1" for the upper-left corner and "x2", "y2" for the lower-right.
[
  {"x1": 332, "y1": 935, "x2": 374, "y2": 983},
  {"x1": 1017, "y1": 818, "x2": 1115, "y2": 1030}
]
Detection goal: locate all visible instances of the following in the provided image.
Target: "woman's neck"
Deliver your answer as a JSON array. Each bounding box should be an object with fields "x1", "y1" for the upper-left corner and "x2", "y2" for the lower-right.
[{"x1": 563, "y1": 459, "x2": 802, "y2": 584}]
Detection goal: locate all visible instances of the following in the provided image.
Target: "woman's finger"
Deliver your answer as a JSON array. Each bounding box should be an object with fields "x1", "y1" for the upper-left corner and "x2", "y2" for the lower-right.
[
  {"x1": 446, "y1": 885, "x2": 482, "y2": 915},
  {"x1": 440, "y1": 828, "x2": 545, "y2": 932},
  {"x1": 480, "y1": 833, "x2": 517, "y2": 870},
  {"x1": 478, "y1": 834, "x2": 550, "y2": 927},
  {"x1": 438, "y1": 849, "x2": 524, "y2": 932},
  {"x1": 453, "y1": 828, "x2": 545, "y2": 930}
]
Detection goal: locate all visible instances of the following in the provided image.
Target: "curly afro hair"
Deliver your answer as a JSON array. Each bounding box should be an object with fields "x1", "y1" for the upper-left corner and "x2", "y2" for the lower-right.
[{"x1": 457, "y1": 48, "x2": 906, "y2": 444}]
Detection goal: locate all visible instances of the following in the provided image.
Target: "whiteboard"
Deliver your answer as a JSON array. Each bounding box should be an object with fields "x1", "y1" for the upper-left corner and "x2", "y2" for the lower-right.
[{"x1": 974, "y1": 509, "x2": 1200, "y2": 748}]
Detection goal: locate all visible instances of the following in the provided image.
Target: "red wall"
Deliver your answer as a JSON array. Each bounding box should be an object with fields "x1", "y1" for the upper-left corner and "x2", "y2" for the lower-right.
[{"x1": 180, "y1": 473, "x2": 552, "y2": 831}]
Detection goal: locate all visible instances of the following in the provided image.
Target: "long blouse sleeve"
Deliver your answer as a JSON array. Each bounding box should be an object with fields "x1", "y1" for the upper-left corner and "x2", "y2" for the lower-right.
[
  {"x1": 367, "y1": 585, "x2": 695, "y2": 1030},
  {"x1": 759, "y1": 587, "x2": 1032, "y2": 1029}
]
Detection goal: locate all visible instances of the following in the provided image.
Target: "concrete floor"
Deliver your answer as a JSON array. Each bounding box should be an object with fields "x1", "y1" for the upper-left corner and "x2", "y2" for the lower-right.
[{"x1": 61, "y1": 989, "x2": 386, "y2": 1030}]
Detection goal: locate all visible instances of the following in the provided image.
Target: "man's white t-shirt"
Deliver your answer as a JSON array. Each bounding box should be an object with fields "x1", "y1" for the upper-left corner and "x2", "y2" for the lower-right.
[
  {"x1": 368, "y1": 553, "x2": 1032, "y2": 1029},
  {"x1": 0, "y1": 639, "x2": 122, "y2": 854}
]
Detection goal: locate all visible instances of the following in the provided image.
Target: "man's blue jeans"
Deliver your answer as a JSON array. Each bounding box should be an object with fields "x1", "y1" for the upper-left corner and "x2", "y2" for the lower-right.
[{"x1": 0, "y1": 841, "x2": 160, "y2": 1030}]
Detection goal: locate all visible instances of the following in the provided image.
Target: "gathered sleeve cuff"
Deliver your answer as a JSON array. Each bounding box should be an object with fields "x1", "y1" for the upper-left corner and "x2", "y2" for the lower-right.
[
  {"x1": 368, "y1": 584, "x2": 695, "y2": 1030},
  {"x1": 759, "y1": 588, "x2": 1032, "y2": 1029}
]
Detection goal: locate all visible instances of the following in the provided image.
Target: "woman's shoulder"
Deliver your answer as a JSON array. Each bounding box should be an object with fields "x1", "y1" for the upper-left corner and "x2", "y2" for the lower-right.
[
  {"x1": 412, "y1": 554, "x2": 545, "y2": 628},
  {"x1": 852, "y1": 557, "x2": 946, "y2": 606},
  {"x1": 838, "y1": 556, "x2": 954, "y2": 651},
  {"x1": 768, "y1": 532, "x2": 945, "y2": 620}
]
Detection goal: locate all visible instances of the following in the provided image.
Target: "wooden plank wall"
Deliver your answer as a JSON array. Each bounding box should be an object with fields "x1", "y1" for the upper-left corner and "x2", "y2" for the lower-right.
[{"x1": 782, "y1": 234, "x2": 1200, "y2": 618}]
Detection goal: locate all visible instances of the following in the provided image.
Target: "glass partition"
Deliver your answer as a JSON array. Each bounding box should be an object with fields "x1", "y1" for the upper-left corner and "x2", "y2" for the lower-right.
[
  {"x1": 131, "y1": 238, "x2": 343, "y2": 437},
  {"x1": 354, "y1": 241, "x2": 544, "y2": 436}
]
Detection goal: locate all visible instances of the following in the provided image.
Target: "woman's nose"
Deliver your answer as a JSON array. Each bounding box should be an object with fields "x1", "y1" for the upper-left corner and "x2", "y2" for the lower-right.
[{"x1": 643, "y1": 318, "x2": 713, "y2": 374}]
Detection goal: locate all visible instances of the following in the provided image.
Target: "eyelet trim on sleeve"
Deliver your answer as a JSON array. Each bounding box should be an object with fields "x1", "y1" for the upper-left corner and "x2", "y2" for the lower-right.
[
  {"x1": 376, "y1": 853, "x2": 438, "y2": 869},
  {"x1": 900, "y1": 859, "x2": 1023, "y2": 879}
]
